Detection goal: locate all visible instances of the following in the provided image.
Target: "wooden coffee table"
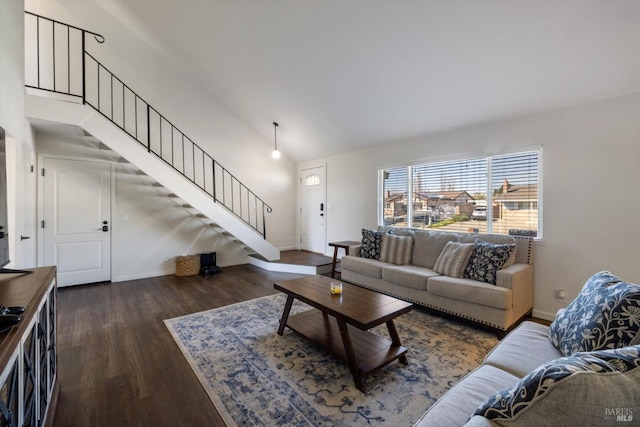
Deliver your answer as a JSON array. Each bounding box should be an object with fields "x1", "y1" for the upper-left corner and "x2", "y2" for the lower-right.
[{"x1": 274, "y1": 275, "x2": 412, "y2": 392}]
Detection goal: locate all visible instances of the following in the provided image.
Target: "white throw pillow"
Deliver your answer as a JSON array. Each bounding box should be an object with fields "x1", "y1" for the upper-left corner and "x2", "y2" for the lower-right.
[
  {"x1": 379, "y1": 233, "x2": 413, "y2": 265},
  {"x1": 433, "y1": 241, "x2": 474, "y2": 278}
]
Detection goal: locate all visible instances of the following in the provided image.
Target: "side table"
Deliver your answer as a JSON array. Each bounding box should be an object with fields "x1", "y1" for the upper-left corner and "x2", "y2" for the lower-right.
[{"x1": 328, "y1": 240, "x2": 361, "y2": 278}]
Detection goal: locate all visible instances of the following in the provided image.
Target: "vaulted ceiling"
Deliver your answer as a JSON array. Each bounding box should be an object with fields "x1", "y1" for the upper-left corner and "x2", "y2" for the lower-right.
[{"x1": 100, "y1": 0, "x2": 640, "y2": 162}]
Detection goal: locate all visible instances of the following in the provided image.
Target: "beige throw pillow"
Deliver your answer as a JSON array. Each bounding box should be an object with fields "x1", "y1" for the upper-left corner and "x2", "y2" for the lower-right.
[
  {"x1": 433, "y1": 241, "x2": 474, "y2": 278},
  {"x1": 379, "y1": 233, "x2": 413, "y2": 265}
]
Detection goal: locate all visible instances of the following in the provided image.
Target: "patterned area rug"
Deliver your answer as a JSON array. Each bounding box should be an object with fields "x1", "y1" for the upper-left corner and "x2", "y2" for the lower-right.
[{"x1": 164, "y1": 293, "x2": 498, "y2": 426}]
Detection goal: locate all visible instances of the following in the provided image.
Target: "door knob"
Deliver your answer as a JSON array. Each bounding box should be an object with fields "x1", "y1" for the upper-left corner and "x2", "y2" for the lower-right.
[{"x1": 20, "y1": 236, "x2": 31, "y2": 241}]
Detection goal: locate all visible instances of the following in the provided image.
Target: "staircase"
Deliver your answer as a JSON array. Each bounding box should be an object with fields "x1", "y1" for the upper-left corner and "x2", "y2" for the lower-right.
[
  {"x1": 248, "y1": 251, "x2": 334, "y2": 275},
  {"x1": 24, "y1": 12, "x2": 279, "y2": 261}
]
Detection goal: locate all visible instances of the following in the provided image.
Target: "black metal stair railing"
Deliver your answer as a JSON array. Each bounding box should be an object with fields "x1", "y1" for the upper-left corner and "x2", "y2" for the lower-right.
[{"x1": 24, "y1": 11, "x2": 272, "y2": 238}]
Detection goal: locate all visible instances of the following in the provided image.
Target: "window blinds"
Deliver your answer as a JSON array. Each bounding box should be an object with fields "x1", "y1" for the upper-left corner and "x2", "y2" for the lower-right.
[{"x1": 380, "y1": 150, "x2": 541, "y2": 237}]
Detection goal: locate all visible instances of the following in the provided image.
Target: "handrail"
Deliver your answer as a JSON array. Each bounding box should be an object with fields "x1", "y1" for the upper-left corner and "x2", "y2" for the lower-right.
[{"x1": 24, "y1": 12, "x2": 272, "y2": 238}]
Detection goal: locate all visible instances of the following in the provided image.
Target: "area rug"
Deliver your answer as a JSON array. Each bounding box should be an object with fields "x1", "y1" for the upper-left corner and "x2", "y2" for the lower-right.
[{"x1": 164, "y1": 294, "x2": 498, "y2": 426}]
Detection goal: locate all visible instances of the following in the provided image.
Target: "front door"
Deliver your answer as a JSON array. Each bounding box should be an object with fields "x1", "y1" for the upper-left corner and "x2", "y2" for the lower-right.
[
  {"x1": 41, "y1": 157, "x2": 111, "y2": 287},
  {"x1": 300, "y1": 165, "x2": 326, "y2": 254}
]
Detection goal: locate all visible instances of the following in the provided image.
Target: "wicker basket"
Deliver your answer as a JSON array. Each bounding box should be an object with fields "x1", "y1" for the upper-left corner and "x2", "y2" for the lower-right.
[{"x1": 175, "y1": 254, "x2": 200, "y2": 276}]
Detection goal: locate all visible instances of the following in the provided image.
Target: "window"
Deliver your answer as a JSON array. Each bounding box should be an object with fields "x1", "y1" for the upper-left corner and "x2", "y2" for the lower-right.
[
  {"x1": 381, "y1": 168, "x2": 408, "y2": 226},
  {"x1": 380, "y1": 149, "x2": 542, "y2": 237},
  {"x1": 304, "y1": 174, "x2": 320, "y2": 186}
]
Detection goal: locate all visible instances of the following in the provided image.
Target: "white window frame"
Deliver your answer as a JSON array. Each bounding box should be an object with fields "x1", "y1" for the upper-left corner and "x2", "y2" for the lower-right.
[{"x1": 379, "y1": 148, "x2": 543, "y2": 238}]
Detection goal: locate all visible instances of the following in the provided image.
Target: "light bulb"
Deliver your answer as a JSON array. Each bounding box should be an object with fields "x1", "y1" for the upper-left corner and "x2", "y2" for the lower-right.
[{"x1": 271, "y1": 149, "x2": 281, "y2": 159}]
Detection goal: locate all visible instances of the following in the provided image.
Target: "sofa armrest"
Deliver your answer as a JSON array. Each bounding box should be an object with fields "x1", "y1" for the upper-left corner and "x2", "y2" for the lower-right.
[
  {"x1": 349, "y1": 244, "x2": 362, "y2": 257},
  {"x1": 464, "y1": 416, "x2": 499, "y2": 427},
  {"x1": 496, "y1": 263, "x2": 534, "y2": 320}
]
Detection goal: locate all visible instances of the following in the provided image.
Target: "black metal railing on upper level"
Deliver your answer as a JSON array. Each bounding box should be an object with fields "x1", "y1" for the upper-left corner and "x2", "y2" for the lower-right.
[{"x1": 24, "y1": 11, "x2": 272, "y2": 238}]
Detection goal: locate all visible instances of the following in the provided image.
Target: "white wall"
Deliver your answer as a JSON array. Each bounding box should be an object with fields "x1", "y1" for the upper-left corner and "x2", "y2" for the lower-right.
[
  {"x1": 0, "y1": 0, "x2": 27, "y2": 142},
  {"x1": 1, "y1": 0, "x2": 38, "y2": 269},
  {"x1": 300, "y1": 93, "x2": 640, "y2": 320},
  {"x1": 24, "y1": 0, "x2": 298, "y2": 250},
  {"x1": 35, "y1": 132, "x2": 252, "y2": 281},
  {"x1": 20, "y1": 1, "x2": 640, "y2": 317}
]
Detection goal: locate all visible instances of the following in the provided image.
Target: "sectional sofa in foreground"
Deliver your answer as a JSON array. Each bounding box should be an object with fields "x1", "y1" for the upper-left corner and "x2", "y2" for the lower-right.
[{"x1": 416, "y1": 270, "x2": 640, "y2": 426}]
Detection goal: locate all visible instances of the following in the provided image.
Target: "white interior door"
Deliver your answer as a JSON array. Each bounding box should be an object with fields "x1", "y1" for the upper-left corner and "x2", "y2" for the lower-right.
[
  {"x1": 17, "y1": 141, "x2": 36, "y2": 267},
  {"x1": 41, "y1": 157, "x2": 111, "y2": 287},
  {"x1": 300, "y1": 165, "x2": 326, "y2": 253}
]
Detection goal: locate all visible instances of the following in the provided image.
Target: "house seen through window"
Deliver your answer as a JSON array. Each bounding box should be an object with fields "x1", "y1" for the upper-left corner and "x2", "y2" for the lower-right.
[{"x1": 380, "y1": 150, "x2": 541, "y2": 238}]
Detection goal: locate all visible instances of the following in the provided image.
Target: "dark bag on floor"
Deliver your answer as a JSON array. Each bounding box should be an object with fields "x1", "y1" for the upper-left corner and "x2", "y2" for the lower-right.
[
  {"x1": 200, "y1": 252, "x2": 221, "y2": 275},
  {"x1": 201, "y1": 265, "x2": 221, "y2": 275}
]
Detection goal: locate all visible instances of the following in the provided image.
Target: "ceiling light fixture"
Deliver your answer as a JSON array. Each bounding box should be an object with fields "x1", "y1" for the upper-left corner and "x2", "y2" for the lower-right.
[{"x1": 271, "y1": 122, "x2": 281, "y2": 159}]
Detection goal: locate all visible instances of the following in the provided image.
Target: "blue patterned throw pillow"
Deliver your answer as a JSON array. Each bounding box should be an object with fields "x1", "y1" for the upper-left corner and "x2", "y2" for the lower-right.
[
  {"x1": 360, "y1": 228, "x2": 384, "y2": 259},
  {"x1": 473, "y1": 346, "x2": 640, "y2": 421},
  {"x1": 548, "y1": 271, "x2": 640, "y2": 357},
  {"x1": 463, "y1": 239, "x2": 516, "y2": 285}
]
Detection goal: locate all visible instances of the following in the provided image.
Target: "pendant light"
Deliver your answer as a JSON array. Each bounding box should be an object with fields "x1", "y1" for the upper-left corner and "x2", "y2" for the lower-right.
[{"x1": 271, "y1": 122, "x2": 281, "y2": 159}]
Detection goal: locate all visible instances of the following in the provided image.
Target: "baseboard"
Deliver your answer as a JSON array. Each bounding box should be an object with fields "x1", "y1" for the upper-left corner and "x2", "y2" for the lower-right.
[
  {"x1": 113, "y1": 270, "x2": 174, "y2": 282},
  {"x1": 532, "y1": 309, "x2": 556, "y2": 322}
]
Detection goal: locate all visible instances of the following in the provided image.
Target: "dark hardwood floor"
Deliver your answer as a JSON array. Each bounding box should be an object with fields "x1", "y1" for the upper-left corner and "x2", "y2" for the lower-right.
[
  {"x1": 52, "y1": 264, "x2": 306, "y2": 427},
  {"x1": 52, "y1": 261, "x2": 548, "y2": 426}
]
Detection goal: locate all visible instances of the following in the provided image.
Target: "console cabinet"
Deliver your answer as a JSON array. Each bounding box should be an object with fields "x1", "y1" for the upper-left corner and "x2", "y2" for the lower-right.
[{"x1": 0, "y1": 267, "x2": 57, "y2": 427}]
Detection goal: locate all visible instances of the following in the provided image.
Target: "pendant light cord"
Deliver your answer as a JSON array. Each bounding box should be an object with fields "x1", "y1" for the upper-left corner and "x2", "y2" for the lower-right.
[{"x1": 273, "y1": 122, "x2": 279, "y2": 150}]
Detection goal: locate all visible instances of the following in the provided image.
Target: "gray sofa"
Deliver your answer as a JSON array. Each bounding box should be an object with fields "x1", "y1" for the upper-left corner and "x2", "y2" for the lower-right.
[
  {"x1": 415, "y1": 269, "x2": 640, "y2": 426},
  {"x1": 416, "y1": 321, "x2": 640, "y2": 427},
  {"x1": 416, "y1": 321, "x2": 561, "y2": 426},
  {"x1": 341, "y1": 228, "x2": 534, "y2": 332}
]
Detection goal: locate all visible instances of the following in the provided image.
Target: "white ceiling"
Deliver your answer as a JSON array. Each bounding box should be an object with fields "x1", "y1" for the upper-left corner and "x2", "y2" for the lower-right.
[{"x1": 100, "y1": 0, "x2": 640, "y2": 162}]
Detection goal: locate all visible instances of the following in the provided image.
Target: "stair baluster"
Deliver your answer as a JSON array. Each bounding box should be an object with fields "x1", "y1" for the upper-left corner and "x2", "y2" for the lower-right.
[{"x1": 24, "y1": 11, "x2": 271, "y2": 239}]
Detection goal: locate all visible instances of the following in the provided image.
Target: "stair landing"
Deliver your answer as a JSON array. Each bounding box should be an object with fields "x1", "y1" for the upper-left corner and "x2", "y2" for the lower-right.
[{"x1": 248, "y1": 250, "x2": 334, "y2": 275}]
